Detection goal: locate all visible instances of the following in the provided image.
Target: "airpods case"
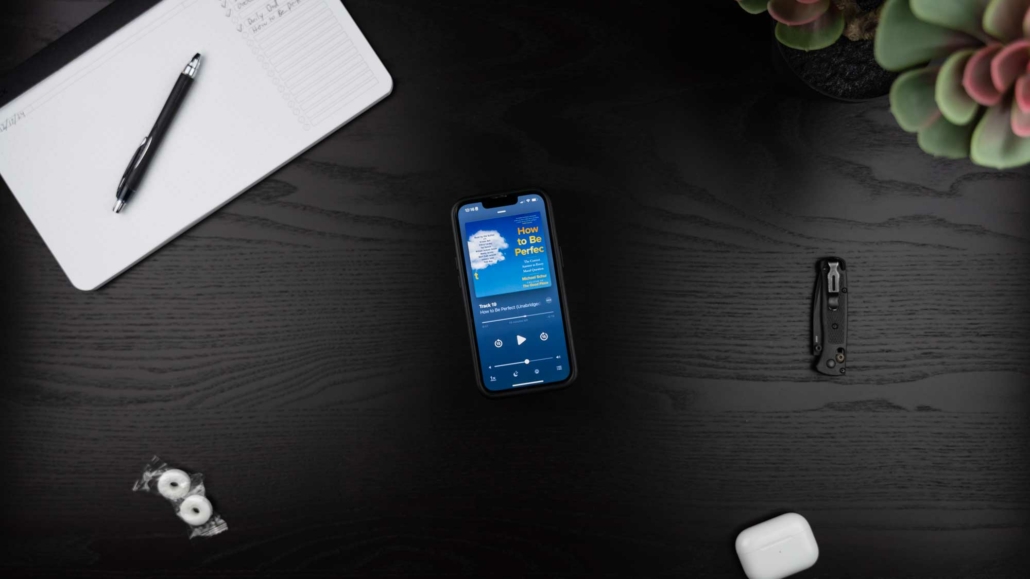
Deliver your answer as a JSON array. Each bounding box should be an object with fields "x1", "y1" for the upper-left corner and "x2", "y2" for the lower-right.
[{"x1": 735, "y1": 513, "x2": 819, "y2": 579}]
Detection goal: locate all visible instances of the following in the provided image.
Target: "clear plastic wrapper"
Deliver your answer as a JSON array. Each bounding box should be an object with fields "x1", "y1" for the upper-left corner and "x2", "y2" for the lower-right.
[{"x1": 133, "y1": 455, "x2": 228, "y2": 539}]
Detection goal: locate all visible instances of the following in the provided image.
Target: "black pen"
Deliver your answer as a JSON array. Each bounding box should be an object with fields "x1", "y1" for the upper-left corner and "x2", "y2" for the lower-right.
[{"x1": 113, "y1": 53, "x2": 201, "y2": 213}]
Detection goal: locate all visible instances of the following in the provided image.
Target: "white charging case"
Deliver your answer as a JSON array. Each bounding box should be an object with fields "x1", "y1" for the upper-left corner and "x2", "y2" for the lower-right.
[{"x1": 735, "y1": 513, "x2": 819, "y2": 579}]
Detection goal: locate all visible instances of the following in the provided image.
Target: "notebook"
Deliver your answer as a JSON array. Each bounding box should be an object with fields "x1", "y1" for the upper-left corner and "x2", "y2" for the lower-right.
[{"x1": 0, "y1": 0, "x2": 392, "y2": 290}]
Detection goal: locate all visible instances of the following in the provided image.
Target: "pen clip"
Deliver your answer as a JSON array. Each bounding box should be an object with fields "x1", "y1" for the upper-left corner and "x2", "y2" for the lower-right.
[{"x1": 118, "y1": 137, "x2": 150, "y2": 192}]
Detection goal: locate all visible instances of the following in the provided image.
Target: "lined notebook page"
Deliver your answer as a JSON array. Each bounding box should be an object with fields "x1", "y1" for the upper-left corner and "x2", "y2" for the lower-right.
[
  {"x1": 236, "y1": 0, "x2": 379, "y2": 128},
  {"x1": 0, "y1": 0, "x2": 391, "y2": 290}
]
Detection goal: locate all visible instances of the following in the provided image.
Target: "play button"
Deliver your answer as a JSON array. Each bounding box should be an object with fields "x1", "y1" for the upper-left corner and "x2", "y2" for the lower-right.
[{"x1": 516, "y1": 335, "x2": 526, "y2": 345}]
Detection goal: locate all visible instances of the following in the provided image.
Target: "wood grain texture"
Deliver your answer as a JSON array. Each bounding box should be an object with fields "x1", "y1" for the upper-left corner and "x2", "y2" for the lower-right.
[{"x1": 1, "y1": 0, "x2": 1029, "y2": 577}]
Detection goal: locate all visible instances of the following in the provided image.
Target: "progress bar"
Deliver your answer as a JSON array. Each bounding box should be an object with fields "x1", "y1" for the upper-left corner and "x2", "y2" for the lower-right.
[
  {"x1": 512, "y1": 380, "x2": 544, "y2": 388},
  {"x1": 482, "y1": 311, "x2": 554, "y2": 324},
  {"x1": 493, "y1": 356, "x2": 555, "y2": 368}
]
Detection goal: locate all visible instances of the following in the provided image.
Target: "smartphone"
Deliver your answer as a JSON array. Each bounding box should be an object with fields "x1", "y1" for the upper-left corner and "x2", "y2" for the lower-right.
[{"x1": 452, "y1": 190, "x2": 577, "y2": 396}]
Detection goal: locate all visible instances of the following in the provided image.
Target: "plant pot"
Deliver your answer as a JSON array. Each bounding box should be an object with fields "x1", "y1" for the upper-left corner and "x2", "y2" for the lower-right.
[
  {"x1": 773, "y1": 34, "x2": 897, "y2": 102},
  {"x1": 771, "y1": 0, "x2": 897, "y2": 102}
]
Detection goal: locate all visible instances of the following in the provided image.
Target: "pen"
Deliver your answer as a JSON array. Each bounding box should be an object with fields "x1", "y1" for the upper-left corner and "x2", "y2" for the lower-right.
[{"x1": 113, "y1": 53, "x2": 201, "y2": 213}]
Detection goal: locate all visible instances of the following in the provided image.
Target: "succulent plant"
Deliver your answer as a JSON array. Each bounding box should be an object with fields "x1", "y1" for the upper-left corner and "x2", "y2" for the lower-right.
[
  {"x1": 735, "y1": 0, "x2": 884, "y2": 51},
  {"x1": 875, "y1": 0, "x2": 1030, "y2": 169}
]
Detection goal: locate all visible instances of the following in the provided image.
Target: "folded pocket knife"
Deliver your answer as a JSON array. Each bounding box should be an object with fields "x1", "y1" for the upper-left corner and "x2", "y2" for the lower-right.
[{"x1": 812, "y1": 257, "x2": 847, "y2": 376}]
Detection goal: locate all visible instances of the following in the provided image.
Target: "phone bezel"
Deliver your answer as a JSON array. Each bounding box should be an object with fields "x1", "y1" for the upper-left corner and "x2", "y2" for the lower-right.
[{"x1": 451, "y1": 189, "x2": 578, "y2": 397}]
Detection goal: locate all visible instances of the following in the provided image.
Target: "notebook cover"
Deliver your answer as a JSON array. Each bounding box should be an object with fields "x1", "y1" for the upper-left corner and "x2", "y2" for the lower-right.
[{"x1": 0, "y1": 1, "x2": 163, "y2": 109}]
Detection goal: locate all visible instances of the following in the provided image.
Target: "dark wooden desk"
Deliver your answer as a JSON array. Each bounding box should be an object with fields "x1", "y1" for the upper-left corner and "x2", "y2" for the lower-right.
[{"x1": 2, "y1": 1, "x2": 1028, "y2": 576}]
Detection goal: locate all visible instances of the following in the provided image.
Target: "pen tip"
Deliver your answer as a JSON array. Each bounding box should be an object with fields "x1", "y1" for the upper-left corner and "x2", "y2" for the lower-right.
[
  {"x1": 193, "y1": 53, "x2": 201, "y2": 61},
  {"x1": 113, "y1": 199, "x2": 125, "y2": 213}
]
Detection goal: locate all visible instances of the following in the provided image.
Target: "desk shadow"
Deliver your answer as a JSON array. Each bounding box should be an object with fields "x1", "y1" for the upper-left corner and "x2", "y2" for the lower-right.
[
  {"x1": 0, "y1": 182, "x2": 28, "y2": 388},
  {"x1": 0, "y1": 179, "x2": 28, "y2": 526}
]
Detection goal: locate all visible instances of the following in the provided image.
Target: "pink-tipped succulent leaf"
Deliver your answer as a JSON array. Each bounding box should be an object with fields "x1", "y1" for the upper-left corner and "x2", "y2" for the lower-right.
[
  {"x1": 1013, "y1": 99, "x2": 1030, "y2": 136},
  {"x1": 991, "y1": 39, "x2": 1030, "y2": 92},
  {"x1": 775, "y1": 3, "x2": 844, "y2": 51},
  {"x1": 734, "y1": 0, "x2": 844, "y2": 51},
  {"x1": 877, "y1": 0, "x2": 1030, "y2": 168},
  {"x1": 964, "y1": 44, "x2": 1005, "y2": 105},
  {"x1": 768, "y1": 0, "x2": 830, "y2": 26},
  {"x1": 1013, "y1": 72, "x2": 1030, "y2": 136},
  {"x1": 1017, "y1": 74, "x2": 1030, "y2": 112}
]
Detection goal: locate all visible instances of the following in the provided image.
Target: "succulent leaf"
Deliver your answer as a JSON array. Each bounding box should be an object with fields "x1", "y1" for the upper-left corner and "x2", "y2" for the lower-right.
[
  {"x1": 891, "y1": 67, "x2": 942, "y2": 132},
  {"x1": 875, "y1": 0, "x2": 981, "y2": 72},
  {"x1": 963, "y1": 44, "x2": 1005, "y2": 105},
  {"x1": 768, "y1": 0, "x2": 830, "y2": 26},
  {"x1": 982, "y1": 0, "x2": 1030, "y2": 42},
  {"x1": 775, "y1": 5, "x2": 845, "y2": 50},
  {"x1": 991, "y1": 40, "x2": 1030, "y2": 93},
  {"x1": 970, "y1": 96, "x2": 1030, "y2": 168},
  {"x1": 881, "y1": 0, "x2": 1030, "y2": 166},
  {"x1": 937, "y1": 49, "x2": 982, "y2": 124},
  {"x1": 1017, "y1": 74, "x2": 1030, "y2": 111},
  {"x1": 910, "y1": 0, "x2": 991, "y2": 40},
  {"x1": 918, "y1": 115, "x2": 976, "y2": 158},
  {"x1": 736, "y1": 0, "x2": 770, "y2": 14},
  {"x1": 1013, "y1": 100, "x2": 1030, "y2": 136}
]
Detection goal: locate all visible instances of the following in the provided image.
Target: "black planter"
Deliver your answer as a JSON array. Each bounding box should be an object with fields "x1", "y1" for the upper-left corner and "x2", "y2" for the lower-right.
[
  {"x1": 771, "y1": 0, "x2": 897, "y2": 102},
  {"x1": 775, "y1": 38, "x2": 897, "y2": 101}
]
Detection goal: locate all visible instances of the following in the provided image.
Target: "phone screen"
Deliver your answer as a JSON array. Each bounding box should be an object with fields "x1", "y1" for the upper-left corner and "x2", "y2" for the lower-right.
[{"x1": 455, "y1": 193, "x2": 573, "y2": 393}]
